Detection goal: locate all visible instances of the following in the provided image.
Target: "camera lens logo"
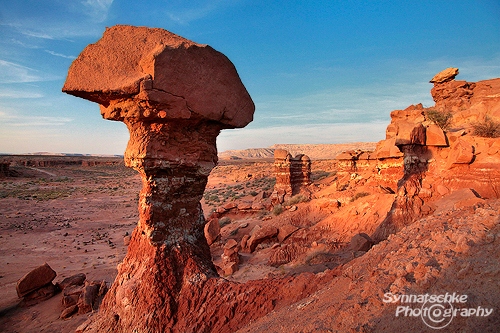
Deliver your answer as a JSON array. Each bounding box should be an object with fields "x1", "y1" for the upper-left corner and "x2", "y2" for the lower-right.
[{"x1": 421, "y1": 300, "x2": 454, "y2": 329}]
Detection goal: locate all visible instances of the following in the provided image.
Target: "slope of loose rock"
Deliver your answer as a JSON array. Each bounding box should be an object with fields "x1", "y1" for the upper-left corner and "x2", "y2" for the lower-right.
[{"x1": 237, "y1": 199, "x2": 500, "y2": 333}]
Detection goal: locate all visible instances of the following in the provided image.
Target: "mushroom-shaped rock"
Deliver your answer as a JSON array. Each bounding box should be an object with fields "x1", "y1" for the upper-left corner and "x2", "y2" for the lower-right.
[
  {"x1": 63, "y1": 25, "x2": 255, "y2": 332},
  {"x1": 63, "y1": 25, "x2": 253, "y2": 128},
  {"x1": 430, "y1": 67, "x2": 459, "y2": 84}
]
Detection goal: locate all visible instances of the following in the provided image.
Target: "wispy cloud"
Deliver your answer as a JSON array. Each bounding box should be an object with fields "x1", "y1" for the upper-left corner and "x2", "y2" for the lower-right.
[
  {"x1": 0, "y1": 0, "x2": 111, "y2": 41},
  {"x1": 0, "y1": 110, "x2": 72, "y2": 126},
  {"x1": 44, "y1": 50, "x2": 76, "y2": 59},
  {"x1": 82, "y1": 0, "x2": 114, "y2": 23},
  {"x1": 0, "y1": 60, "x2": 43, "y2": 83},
  {"x1": 165, "y1": 0, "x2": 234, "y2": 25},
  {"x1": 0, "y1": 59, "x2": 59, "y2": 83},
  {"x1": 253, "y1": 80, "x2": 433, "y2": 129},
  {"x1": 0, "y1": 89, "x2": 43, "y2": 99}
]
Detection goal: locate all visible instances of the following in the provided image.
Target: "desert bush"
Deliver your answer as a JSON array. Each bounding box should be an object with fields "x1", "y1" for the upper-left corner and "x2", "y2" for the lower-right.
[
  {"x1": 472, "y1": 116, "x2": 500, "y2": 138},
  {"x1": 272, "y1": 204, "x2": 284, "y2": 216},
  {"x1": 426, "y1": 109, "x2": 453, "y2": 130},
  {"x1": 311, "y1": 170, "x2": 333, "y2": 181},
  {"x1": 219, "y1": 217, "x2": 231, "y2": 227},
  {"x1": 284, "y1": 194, "x2": 309, "y2": 206},
  {"x1": 350, "y1": 191, "x2": 370, "y2": 202}
]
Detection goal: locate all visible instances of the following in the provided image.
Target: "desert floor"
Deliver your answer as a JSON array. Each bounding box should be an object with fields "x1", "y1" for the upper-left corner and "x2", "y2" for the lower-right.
[{"x1": 0, "y1": 159, "x2": 328, "y2": 332}]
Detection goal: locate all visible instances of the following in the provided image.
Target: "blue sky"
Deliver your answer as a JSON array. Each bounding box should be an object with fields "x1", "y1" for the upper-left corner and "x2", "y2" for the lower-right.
[{"x1": 1, "y1": 1, "x2": 499, "y2": 154}]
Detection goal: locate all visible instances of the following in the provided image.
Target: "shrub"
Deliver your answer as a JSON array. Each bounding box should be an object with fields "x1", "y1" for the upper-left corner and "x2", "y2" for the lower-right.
[
  {"x1": 219, "y1": 217, "x2": 231, "y2": 227},
  {"x1": 272, "y1": 204, "x2": 284, "y2": 216},
  {"x1": 284, "y1": 194, "x2": 308, "y2": 206},
  {"x1": 426, "y1": 109, "x2": 453, "y2": 130},
  {"x1": 472, "y1": 116, "x2": 500, "y2": 138},
  {"x1": 350, "y1": 191, "x2": 370, "y2": 202}
]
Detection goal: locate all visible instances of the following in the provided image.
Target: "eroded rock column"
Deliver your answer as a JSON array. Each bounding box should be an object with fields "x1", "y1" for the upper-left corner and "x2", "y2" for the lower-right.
[{"x1": 63, "y1": 25, "x2": 254, "y2": 332}]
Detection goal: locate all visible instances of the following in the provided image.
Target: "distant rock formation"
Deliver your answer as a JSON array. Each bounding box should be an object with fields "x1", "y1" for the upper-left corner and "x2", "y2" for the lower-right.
[
  {"x1": 0, "y1": 162, "x2": 9, "y2": 177},
  {"x1": 372, "y1": 69, "x2": 500, "y2": 240},
  {"x1": 272, "y1": 149, "x2": 311, "y2": 203},
  {"x1": 331, "y1": 68, "x2": 500, "y2": 241}
]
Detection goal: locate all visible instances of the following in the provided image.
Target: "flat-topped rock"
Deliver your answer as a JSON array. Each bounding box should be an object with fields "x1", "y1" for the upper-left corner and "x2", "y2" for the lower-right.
[{"x1": 63, "y1": 25, "x2": 254, "y2": 128}]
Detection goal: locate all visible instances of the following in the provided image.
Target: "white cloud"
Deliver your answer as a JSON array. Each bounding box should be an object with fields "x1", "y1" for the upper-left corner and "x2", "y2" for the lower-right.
[
  {"x1": 0, "y1": 109, "x2": 72, "y2": 126},
  {"x1": 0, "y1": 89, "x2": 43, "y2": 99},
  {"x1": 165, "y1": 0, "x2": 235, "y2": 25},
  {"x1": 0, "y1": 60, "x2": 46, "y2": 83},
  {"x1": 44, "y1": 50, "x2": 76, "y2": 59},
  {"x1": 82, "y1": 0, "x2": 114, "y2": 23}
]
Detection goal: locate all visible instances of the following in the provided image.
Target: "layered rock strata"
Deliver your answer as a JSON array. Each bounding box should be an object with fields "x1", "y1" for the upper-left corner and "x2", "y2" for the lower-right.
[{"x1": 272, "y1": 149, "x2": 311, "y2": 203}]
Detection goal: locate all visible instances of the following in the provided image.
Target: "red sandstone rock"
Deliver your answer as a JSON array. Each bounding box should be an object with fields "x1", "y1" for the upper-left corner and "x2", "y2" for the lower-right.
[
  {"x1": 348, "y1": 233, "x2": 373, "y2": 252},
  {"x1": 16, "y1": 263, "x2": 57, "y2": 298},
  {"x1": 247, "y1": 225, "x2": 279, "y2": 252},
  {"x1": 237, "y1": 201, "x2": 253, "y2": 210},
  {"x1": 447, "y1": 138, "x2": 474, "y2": 166},
  {"x1": 63, "y1": 25, "x2": 333, "y2": 333},
  {"x1": 63, "y1": 26, "x2": 253, "y2": 128},
  {"x1": 425, "y1": 124, "x2": 448, "y2": 146},
  {"x1": 60, "y1": 304, "x2": 78, "y2": 319},
  {"x1": 272, "y1": 149, "x2": 311, "y2": 202},
  {"x1": 277, "y1": 224, "x2": 299, "y2": 242},
  {"x1": 57, "y1": 273, "x2": 86, "y2": 291},
  {"x1": 268, "y1": 243, "x2": 308, "y2": 267},
  {"x1": 429, "y1": 67, "x2": 459, "y2": 83},
  {"x1": 19, "y1": 283, "x2": 59, "y2": 307},
  {"x1": 204, "y1": 218, "x2": 220, "y2": 246}
]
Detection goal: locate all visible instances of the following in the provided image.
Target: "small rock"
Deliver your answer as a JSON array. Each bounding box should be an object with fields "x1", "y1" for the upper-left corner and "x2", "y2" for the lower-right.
[
  {"x1": 247, "y1": 225, "x2": 278, "y2": 252},
  {"x1": 60, "y1": 304, "x2": 78, "y2": 319},
  {"x1": 348, "y1": 233, "x2": 373, "y2": 252},
  {"x1": 204, "y1": 218, "x2": 220, "y2": 246},
  {"x1": 16, "y1": 263, "x2": 57, "y2": 298},
  {"x1": 57, "y1": 273, "x2": 86, "y2": 291}
]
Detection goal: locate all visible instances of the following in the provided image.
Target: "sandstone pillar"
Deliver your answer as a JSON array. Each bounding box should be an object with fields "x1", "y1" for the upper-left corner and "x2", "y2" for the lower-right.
[{"x1": 63, "y1": 25, "x2": 254, "y2": 332}]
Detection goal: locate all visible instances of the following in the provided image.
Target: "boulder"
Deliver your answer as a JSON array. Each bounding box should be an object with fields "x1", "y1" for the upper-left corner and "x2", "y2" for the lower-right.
[
  {"x1": 448, "y1": 139, "x2": 474, "y2": 166},
  {"x1": 57, "y1": 273, "x2": 86, "y2": 291},
  {"x1": 430, "y1": 67, "x2": 459, "y2": 84},
  {"x1": 16, "y1": 263, "x2": 57, "y2": 298},
  {"x1": 237, "y1": 201, "x2": 253, "y2": 210},
  {"x1": 247, "y1": 225, "x2": 278, "y2": 252},
  {"x1": 277, "y1": 224, "x2": 299, "y2": 242},
  {"x1": 425, "y1": 124, "x2": 448, "y2": 146},
  {"x1": 348, "y1": 233, "x2": 373, "y2": 252},
  {"x1": 60, "y1": 305, "x2": 79, "y2": 319},
  {"x1": 395, "y1": 123, "x2": 426, "y2": 146},
  {"x1": 204, "y1": 218, "x2": 220, "y2": 246},
  {"x1": 20, "y1": 283, "x2": 59, "y2": 307}
]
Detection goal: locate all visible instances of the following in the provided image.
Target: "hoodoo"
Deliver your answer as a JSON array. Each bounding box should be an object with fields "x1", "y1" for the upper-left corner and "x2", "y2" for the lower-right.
[
  {"x1": 63, "y1": 25, "x2": 327, "y2": 333},
  {"x1": 63, "y1": 25, "x2": 255, "y2": 331}
]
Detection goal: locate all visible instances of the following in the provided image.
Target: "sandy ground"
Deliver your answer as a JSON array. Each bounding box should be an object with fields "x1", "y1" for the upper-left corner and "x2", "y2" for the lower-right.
[{"x1": 0, "y1": 165, "x2": 140, "y2": 332}]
